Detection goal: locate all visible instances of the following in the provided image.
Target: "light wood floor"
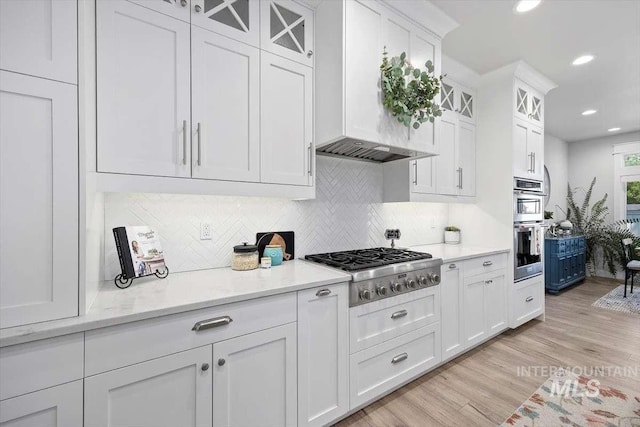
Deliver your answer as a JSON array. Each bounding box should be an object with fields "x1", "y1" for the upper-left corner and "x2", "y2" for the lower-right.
[{"x1": 336, "y1": 277, "x2": 640, "y2": 427}]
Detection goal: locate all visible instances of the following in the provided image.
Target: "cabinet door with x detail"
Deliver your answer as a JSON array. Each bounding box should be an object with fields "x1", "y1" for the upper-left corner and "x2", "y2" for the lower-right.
[
  {"x1": 261, "y1": 0, "x2": 314, "y2": 67},
  {"x1": 192, "y1": 0, "x2": 259, "y2": 47}
]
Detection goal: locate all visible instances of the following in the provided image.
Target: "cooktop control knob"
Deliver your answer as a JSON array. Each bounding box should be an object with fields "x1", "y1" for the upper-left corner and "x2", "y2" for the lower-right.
[
  {"x1": 360, "y1": 289, "x2": 371, "y2": 301},
  {"x1": 429, "y1": 273, "x2": 441, "y2": 285},
  {"x1": 390, "y1": 282, "x2": 403, "y2": 293},
  {"x1": 418, "y1": 276, "x2": 428, "y2": 286},
  {"x1": 406, "y1": 278, "x2": 417, "y2": 289},
  {"x1": 376, "y1": 285, "x2": 388, "y2": 296}
]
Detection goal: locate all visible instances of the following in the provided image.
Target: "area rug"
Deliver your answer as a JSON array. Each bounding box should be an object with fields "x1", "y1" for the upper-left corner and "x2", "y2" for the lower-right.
[
  {"x1": 592, "y1": 285, "x2": 640, "y2": 315},
  {"x1": 501, "y1": 370, "x2": 640, "y2": 427}
]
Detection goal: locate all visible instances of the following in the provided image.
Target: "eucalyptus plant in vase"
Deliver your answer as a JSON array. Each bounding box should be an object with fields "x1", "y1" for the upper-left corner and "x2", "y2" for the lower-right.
[{"x1": 380, "y1": 49, "x2": 443, "y2": 129}]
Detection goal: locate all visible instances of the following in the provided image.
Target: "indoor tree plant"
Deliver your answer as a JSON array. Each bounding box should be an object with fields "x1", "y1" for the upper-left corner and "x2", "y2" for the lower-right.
[
  {"x1": 380, "y1": 49, "x2": 443, "y2": 129},
  {"x1": 566, "y1": 177, "x2": 640, "y2": 276}
]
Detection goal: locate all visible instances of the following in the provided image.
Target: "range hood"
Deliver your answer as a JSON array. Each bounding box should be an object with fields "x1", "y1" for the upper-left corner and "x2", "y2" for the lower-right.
[
  {"x1": 314, "y1": 0, "x2": 456, "y2": 164},
  {"x1": 316, "y1": 138, "x2": 433, "y2": 163}
]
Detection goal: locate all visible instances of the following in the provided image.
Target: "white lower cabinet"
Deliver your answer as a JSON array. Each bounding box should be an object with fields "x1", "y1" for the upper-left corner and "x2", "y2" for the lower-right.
[
  {"x1": 212, "y1": 323, "x2": 297, "y2": 427},
  {"x1": 297, "y1": 284, "x2": 349, "y2": 427},
  {"x1": 84, "y1": 346, "x2": 213, "y2": 427},
  {"x1": 349, "y1": 324, "x2": 441, "y2": 409},
  {"x1": 511, "y1": 276, "x2": 544, "y2": 328},
  {"x1": 441, "y1": 262, "x2": 464, "y2": 361},
  {"x1": 0, "y1": 380, "x2": 83, "y2": 427},
  {"x1": 463, "y1": 271, "x2": 507, "y2": 348}
]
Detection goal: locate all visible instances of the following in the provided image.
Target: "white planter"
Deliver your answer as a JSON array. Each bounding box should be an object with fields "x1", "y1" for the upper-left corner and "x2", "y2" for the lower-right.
[{"x1": 444, "y1": 231, "x2": 461, "y2": 244}]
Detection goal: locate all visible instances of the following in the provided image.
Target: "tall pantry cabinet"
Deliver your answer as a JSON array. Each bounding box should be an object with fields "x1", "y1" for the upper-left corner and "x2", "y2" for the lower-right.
[
  {"x1": 96, "y1": 0, "x2": 315, "y2": 197},
  {"x1": 0, "y1": 0, "x2": 79, "y2": 328}
]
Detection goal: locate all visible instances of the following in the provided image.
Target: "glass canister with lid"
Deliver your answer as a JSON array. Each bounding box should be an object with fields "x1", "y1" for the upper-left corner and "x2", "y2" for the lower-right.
[{"x1": 232, "y1": 242, "x2": 259, "y2": 271}]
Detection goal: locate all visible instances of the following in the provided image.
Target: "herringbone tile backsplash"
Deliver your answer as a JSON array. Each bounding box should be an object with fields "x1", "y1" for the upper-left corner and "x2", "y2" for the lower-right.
[{"x1": 104, "y1": 156, "x2": 449, "y2": 279}]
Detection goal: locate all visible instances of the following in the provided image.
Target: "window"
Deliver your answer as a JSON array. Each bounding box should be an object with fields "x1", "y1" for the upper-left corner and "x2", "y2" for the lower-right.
[{"x1": 613, "y1": 142, "x2": 640, "y2": 235}]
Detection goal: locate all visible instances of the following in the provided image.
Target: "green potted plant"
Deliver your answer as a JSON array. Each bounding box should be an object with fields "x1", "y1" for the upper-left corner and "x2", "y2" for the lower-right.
[
  {"x1": 380, "y1": 50, "x2": 443, "y2": 129},
  {"x1": 444, "y1": 226, "x2": 461, "y2": 245}
]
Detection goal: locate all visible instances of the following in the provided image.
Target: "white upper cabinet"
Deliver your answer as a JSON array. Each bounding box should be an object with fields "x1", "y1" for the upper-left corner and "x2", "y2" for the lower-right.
[
  {"x1": 261, "y1": 0, "x2": 314, "y2": 67},
  {"x1": 261, "y1": 52, "x2": 313, "y2": 186},
  {"x1": 84, "y1": 346, "x2": 212, "y2": 427},
  {"x1": 192, "y1": 0, "x2": 259, "y2": 47},
  {"x1": 129, "y1": 0, "x2": 192, "y2": 22},
  {"x1": 437, "y1": 113, "x2": 459, "y2": 196},
  {"x1": 97, "y1": 0, "x2": 192, "y2": 178},
  {"x1": 441, "y1": 80, "x2": 475, "y2": 124},
  {"x1": 0, "y1": 0, "x2": 77, "y2": 84},
  {"x1": 0, "y1": 71, "x2": 78, "y2": 328},
  {"x1": 457, "y1": 120, "x2": 476, "y2": 196},
  {"x1": 191, "y1": 28, "x2": 260, "y2": 183},
  {"x1": 513, "y1": 117, "x2": 544, "y2": 181},
  {"x1": 514, "y1": 79, "x2": 543, "y2": 126}
]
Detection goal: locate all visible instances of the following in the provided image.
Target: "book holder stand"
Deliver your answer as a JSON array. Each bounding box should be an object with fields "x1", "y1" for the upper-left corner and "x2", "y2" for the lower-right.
[{"x1": 113, "y1": 266, "x2": 170, "y2": 289}]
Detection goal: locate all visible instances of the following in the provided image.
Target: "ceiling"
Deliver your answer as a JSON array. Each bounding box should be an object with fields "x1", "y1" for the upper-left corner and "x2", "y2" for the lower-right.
[{"x1": 431, "y1": 0, "x2": 640, "y2": 142}]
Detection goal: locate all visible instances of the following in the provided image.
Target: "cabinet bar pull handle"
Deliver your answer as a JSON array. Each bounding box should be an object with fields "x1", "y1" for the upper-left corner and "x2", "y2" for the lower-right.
[
  {"x1": 197, "y1": 122, "x2": 202, "y2": 166},
  {"x1": 308, "y1": 142, "x2": 313, "y2": 176},
  {"x1": 192, "y1": 316, "x2": 232, "y2": 331},
  {"x1": 485, "y1": 279, "x2": 493, "y2": 284},
  {"x1": 391, "y1": 353, "x2": 408, "y2": 364},
  {"x1": 316, "y1": 289, "x2": 331, "y2": 297},
  {"x1": 460, "y1": 167, "x2": 463, "y2": 190},
  {"x1": 413, "y1": 161, "x2": 418, "y2": 185},
  {"x1": 449, "y1": 263, "x2": 457, "y2": 269},
  {"x1": 483, "y1": 261, "x2": 493, "y2": 266},
  {"x1": 391, "y1": 309, "x2": 408, "y2": 320},
  {"x1": 526, "y1": 296, "x2": 534, "y2": 302},
  {"x1": 532, "y1": 152, "x2": 535, "y2": 173},
  {"x1": 182, "y1": 120, "x2": 187, "y2": 165}
]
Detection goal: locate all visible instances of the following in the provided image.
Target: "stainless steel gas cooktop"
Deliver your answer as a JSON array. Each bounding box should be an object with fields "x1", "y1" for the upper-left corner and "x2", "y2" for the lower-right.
[{"x1": 305, "y1": 248, "x2": 443, "y2": 307}]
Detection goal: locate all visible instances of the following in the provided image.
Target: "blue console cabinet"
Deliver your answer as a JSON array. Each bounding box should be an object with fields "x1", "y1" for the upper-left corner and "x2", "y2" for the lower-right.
[{"x1": 544, "y1": 235, "x2": 586, "y2": 294}]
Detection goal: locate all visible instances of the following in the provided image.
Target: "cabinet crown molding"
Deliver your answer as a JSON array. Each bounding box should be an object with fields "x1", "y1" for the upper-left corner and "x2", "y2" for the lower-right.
[
  {"x1": 480, "y1": 60, "x2": 557, "y2": 95},
  {"x1": 380, "y1": 0, "x2": 459, "y2": 39}
]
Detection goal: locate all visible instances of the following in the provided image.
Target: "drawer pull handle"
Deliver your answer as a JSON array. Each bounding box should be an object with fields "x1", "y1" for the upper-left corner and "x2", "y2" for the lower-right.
[
  {"x1": 316, "y1": 289, "x2": 331, "y2": 297},
  {"x1": 525, "y1": 296, "x2": 534, "y2": 302},
  {"x1": 192, "y1": 316, "x2": 233, "y2": 331},
  {"x1": 483, "y1": 261, "x2": 493, "y2": 266},
  {"x1": 449, "y1": 263, "x2": 457, "y2": 269},
  {"x1": 485, "y1": 280, "x2": 493, "y2": 285},
  {"x1": 391, "y1": 353, "x2": 408, "y2": 364},
  {"x1": 391, "y1": 310, "x2": 408, "y2": 320}
]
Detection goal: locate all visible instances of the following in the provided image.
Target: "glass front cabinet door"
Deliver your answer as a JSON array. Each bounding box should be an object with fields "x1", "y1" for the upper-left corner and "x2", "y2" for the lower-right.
[
  {"x1": 192, "y1": 0, "x2": 259, "y2": 47},
  {"x1": 261, "y1": 0, "x2": 314, "y2": 67}
]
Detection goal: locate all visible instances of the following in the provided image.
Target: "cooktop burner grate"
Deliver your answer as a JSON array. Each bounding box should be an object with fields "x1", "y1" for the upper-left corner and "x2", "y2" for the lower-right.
[{"x1": 305, "y1": 247, "x2": 432, "y2": 272}]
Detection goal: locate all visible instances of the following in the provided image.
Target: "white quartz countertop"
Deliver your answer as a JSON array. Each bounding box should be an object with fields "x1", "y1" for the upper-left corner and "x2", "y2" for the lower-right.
[
  {"x1": 410, "y1": 243, "x2": 510, "y2": 263},
  {"x1": 0, "y1": 260, "x2": 351, "y2": 347}
]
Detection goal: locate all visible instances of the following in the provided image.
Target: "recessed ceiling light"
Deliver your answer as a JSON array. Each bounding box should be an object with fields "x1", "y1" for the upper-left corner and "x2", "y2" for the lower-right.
[
  {"x1": 608, "y1": 127, "x2": 621, "y2": 132},
  {"x1": 572, "y1": 55, "x2": 594, "y2": 66},
  {"x1": 581, "y1": 109, "x2": 597, "y2": 116},
  {"x1": 514, "y1": 0, "x2": 542, "y2": 14}
]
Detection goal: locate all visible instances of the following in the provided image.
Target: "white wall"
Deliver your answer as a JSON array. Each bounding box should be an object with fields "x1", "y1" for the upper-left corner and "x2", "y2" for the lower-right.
[
  {"x1": 544, "y1": 133, "x2": 569, "y2": 220},
  {"x1": 103, "y1": 156, "x2": 450, "y2": 280},
  {"x1": 568, "y1": 131, "x2": 640, "y2": 223}
]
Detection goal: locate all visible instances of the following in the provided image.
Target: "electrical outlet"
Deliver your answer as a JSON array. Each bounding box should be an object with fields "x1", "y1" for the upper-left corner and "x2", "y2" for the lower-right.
[{"x1": 200, "y1": 222, "x2": 212, "y2": 240}]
